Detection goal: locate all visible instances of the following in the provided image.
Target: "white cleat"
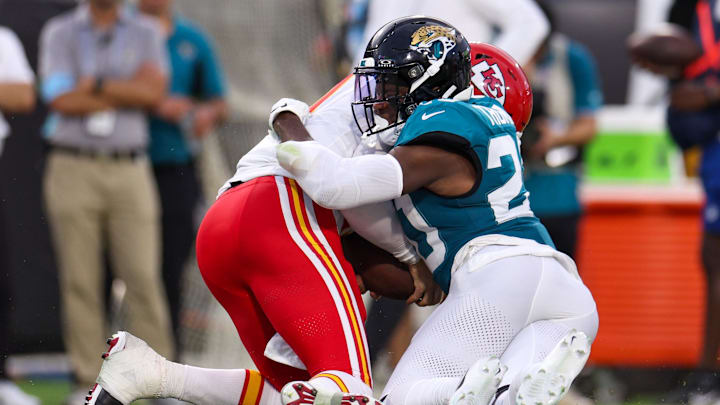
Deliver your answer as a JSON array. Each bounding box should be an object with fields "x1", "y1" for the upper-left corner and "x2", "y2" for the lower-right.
[
  {"x1": 515, "y1": 330, "x2": 590, "y2": 405},
  {"x1": 85, "y1": 331, "x2": 168, "y2": 405},
  {"x1": 281, "y1": 381, "x2": 383, "y2": 405},
  {"x1": 449, "y1": 356, "x2": 507, "y2": 405}
]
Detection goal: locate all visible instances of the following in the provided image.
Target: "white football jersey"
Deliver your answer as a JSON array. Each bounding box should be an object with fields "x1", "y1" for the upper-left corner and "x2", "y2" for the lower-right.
[{"x1": 219, "y1": 76, "x2": 360, "y2": 196}]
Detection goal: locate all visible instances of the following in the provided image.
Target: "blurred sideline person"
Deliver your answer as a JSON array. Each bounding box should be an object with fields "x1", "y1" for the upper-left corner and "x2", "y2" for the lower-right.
[
  {"x1": 38, "y1": 0, "x2": 174, "y2": 402},
  {"x1": 276, "y1": 18, "x2": 598, "y2": 405},
  {"x1": 633, "y1": 0, "x2": 720, "y2": 400},
  {"x1": 666, "y1": 0, "x2": 720, "y2": 374},
  {"x1": 0, "y1": 25, "x2": 39, "y2": 405},
  {"x1": 520, "y1": 5, "x2": 602, "y2": 405},
  {"x1": 0, "y1": 27, "x2": 34, "y2": 158},
  {"x1": 138, "y1": 0, "x2": 228, "y2": 354},
  {"x1": 522, "y1": 1, "x2": 602, "y2": 258}
]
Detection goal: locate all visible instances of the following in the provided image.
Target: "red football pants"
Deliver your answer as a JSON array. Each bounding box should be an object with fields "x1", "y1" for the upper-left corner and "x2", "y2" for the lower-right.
[{"x1": 196, "y1": 176, "x2": 371, "y2": 390}]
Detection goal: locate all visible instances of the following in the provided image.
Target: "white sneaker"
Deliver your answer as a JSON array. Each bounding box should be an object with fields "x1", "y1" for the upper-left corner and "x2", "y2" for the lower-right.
[
  {"x1": 0, "y1": 380, "x2": 41, "y2": 405},
  {"x1": 86, "y1": 331, "x2": 168, "y2": 405},
  {"x1": 515, "y1": 330, "x2": 590, "y2": 405},
  {"x1": 281, "y1": 381, "x2": 383, "y2": 405},
  {"x1": 449, "y1": 356, "x2": 507, "y2": 405}
]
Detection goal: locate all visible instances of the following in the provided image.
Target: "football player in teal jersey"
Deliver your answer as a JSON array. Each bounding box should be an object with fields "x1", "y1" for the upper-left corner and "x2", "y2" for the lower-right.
[{"x1": 277, "y1": 17, "x2": 598, "y2": 405}]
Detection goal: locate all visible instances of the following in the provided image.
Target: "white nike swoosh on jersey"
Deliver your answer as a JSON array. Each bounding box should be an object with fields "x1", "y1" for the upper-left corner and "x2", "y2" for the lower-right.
[{"x1": 421, "y1": 110, "x2": 446, "y2": 120}]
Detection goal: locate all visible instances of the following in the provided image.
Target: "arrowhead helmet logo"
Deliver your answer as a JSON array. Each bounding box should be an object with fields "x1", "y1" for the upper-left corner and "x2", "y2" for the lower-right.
[{"x1": 471, "y1": 61, "x2": 506, "y2": 106}]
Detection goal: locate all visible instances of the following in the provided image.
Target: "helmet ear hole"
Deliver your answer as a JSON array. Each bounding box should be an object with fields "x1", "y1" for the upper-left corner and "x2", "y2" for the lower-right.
[
  {"x1": 407, "y1": 65, "x2": 424, "y2": 79},
  {"x1": 404, "y1": 104, "x2": 417, "y2": 117}
]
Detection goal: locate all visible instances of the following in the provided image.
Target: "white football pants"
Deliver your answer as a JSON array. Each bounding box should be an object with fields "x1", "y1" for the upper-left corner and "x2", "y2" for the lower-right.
[{"x1": 381, "y1": 244, "x2": 599, "y2": 401}]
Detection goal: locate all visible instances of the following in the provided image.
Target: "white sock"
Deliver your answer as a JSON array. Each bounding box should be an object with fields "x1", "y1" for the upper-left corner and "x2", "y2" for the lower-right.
[
  {"x1": 164, "y1": 364, "x2": 279, "y2": 405},
  {"x1": 384, "y1": 377, "x2": 459, "y2": 405},
  {"x1": 310, "y1": 370, "x2": 373, "y2": 397}
]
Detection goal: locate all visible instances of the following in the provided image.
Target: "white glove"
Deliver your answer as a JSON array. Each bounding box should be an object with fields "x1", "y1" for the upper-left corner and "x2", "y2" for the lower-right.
[{"x1": 268, "y1": 98, "x2": 310, "y2": 140}]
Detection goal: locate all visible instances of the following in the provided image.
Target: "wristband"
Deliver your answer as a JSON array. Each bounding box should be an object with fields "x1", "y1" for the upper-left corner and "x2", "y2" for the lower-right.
[{"x1": 395, "y1": 244, "x2": 421, "y2": 265}]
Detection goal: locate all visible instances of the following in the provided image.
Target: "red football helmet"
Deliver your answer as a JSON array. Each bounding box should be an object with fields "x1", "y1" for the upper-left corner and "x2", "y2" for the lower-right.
[{"x1": 469, "y1": 43, "x2": 533, "y2": 132}]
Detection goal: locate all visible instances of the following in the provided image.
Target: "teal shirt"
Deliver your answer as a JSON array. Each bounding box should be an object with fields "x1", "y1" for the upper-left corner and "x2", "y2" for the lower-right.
[
  {"x1": 393, "y1": 97, "x2": 554, "y2": 292},
  {"x1": 525, "y1": 39, "x2": 602, "y2": 216},
  {"x1": 149, "y1": 16, "x2": 226, "y2": 164}
]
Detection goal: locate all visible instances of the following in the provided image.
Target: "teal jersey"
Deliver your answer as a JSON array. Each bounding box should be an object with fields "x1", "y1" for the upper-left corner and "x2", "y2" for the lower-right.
[
  {"x1": 393, "y1": 97, "x2": 554, "y2": 292},
  {"x1": 149, "y1": 16, "x2": 227, "y2": 164}
]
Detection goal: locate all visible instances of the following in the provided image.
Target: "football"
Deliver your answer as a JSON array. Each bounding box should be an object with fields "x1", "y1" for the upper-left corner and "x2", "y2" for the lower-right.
[
  {"x1": 341, "y1": 232, "x2": 414, "y2": 300},
  {"x1": 627, "y1": 24, "x2": 702, "y2": 67}
]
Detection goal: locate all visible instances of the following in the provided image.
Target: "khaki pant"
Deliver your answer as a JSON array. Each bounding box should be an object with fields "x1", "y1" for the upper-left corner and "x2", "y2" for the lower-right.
[{"x1": 44, "y1": 151, "x2": 174, "y2": 386}]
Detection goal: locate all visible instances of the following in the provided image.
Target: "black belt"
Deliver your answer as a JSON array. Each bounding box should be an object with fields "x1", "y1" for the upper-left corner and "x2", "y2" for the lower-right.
[{"x1": 51, "y1": 145, "x2": 146, "y2": 161}]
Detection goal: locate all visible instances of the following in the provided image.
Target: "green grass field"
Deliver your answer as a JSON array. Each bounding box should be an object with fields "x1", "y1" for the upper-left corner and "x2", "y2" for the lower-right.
[
  {"x1": 17, "y1": 379, "x2": 70, "y2": 405},
  {"x1": 8, "y1": 372, "x2": 678, "y2": 405},
  {"x1": 15, "y1": 379, "x2": 153, "y2": 405}
]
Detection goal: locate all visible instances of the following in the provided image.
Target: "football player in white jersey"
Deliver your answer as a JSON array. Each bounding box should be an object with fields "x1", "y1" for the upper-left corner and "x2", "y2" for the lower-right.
[{"x1": 85, "y1": 40, "x2": 442, "y2": 405}]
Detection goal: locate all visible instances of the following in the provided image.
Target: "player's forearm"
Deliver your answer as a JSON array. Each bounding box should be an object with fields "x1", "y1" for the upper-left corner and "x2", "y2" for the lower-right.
[
  {"x1": 270, "y1": 98, "x2": 312, "y2": 142},
  {"x1": 50, "y1": 90, "x2": 114, "y2": 115},
  {"x1": 341, "y1": 202, "x2": 420, "y2": 264},
  {"x1": 273, "y1": 111, "x2": 313, "y2": 142},
  {"x1": 277, "y1": 141, "x2": 403, "y2": 210},
  {"x1": 0, "y1": 83, "x2": 35, "y2": 112}
]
